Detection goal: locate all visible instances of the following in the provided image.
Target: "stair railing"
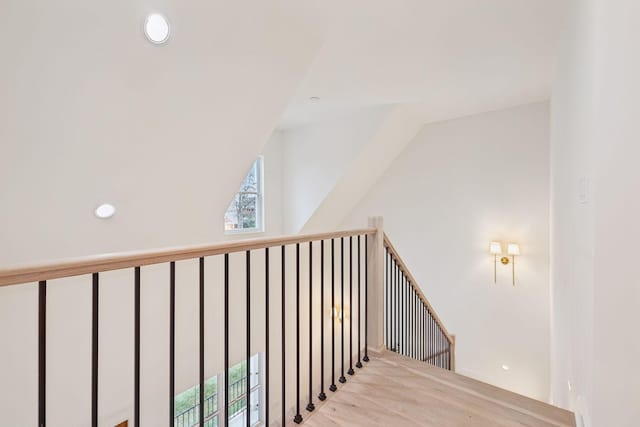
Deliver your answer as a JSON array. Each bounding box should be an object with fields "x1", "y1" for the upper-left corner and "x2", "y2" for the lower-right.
[
  {"x1": 0, "y1": 217, "x2": 454, "y2": 427},
  {"x1": 383, "y1": 233, "x2": 456, "y2": 371},
  {"x1": 0, "y1": 228, "x2": 376, "y2": 427}
]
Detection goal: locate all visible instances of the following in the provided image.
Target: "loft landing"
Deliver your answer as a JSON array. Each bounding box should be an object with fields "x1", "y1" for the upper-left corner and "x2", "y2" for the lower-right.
[{"x1": 299, "y1": 350, "x2": 575, "y2": 427}]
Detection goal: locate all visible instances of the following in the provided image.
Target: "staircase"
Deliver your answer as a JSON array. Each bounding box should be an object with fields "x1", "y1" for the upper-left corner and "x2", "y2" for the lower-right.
[
  {"x1": 302, "y1": 350, "x2": 575, "y2": 426},
  {"x1": 0, "y1": 217, "x2": 573, "y2": 426}
]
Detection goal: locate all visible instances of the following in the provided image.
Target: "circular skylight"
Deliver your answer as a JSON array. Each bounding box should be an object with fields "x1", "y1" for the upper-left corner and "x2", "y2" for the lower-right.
[
  {"x1": 144, "y1": 14, "x2": 170, "y2": 45},
  {"x1": 95, "y1": 204, "x2": 116, "y2": 219}
]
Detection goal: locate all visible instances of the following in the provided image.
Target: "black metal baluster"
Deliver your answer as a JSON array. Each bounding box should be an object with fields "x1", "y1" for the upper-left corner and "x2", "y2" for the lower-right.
[
  {"x1": 392, "y1": 258, "x2": 396, "y2": 352},
  {"x1": 265, "y1": 248, "x2": 270, "y2": 426},
  {"x1": 396, "y1": 261, "x2": 400, "y2": 353},
  {"x1": 431, "y1": 312, "x2": 435, "y2": 365},
  {"x1": 169, "y1": 262, "x2": 175, "y2": 426},
  {"x1": 384, "y1": 249, "x2": 393, "y2": 350},
  {"x1": 363, "y1": 235, "x2": 369, "y2": 363},
  {"x1": 339, "y1": 238, "x2": 346, "y2": 384},
  {"x1": 401, "y1": 272, "x2": 409, "y2": 356},
  {"x1": 294, "y1": 244, "x2": 303, "y2": 424},
  {"x1": 406, "y1": 277, "x2": 410, "y2": 358},
  {"x1": 420, "y1": 300, "x2": 424, "y2": 362},
  {"x1": 426, "y1": 309, "x2": 430, "y2": 363},
  {"x1": 397, "y1": 261, "x2": 400, "y2": 353},
  {"x1": 39, "y1": 280, "x2": 46, "y2": 427},
  {"x1": 281, "y1": 246, "x2": 286, "y2": 426},
  {"x1": 92, "y1": 273, "x2": 99, "y2": 427},
  {"x1": 428, "y1": 311, "x2": 432, "y2": 364},
  {"x1": 356, "y1": 236, "x2": 362, "y2": 369},
  {"x1": 418, "y1": 298, "x2": 422, "y2": 361},
  {"x1": 307, "y1": 242, "x2": 315, "y2": 412},
  {"x1": 414, "y1": 291, "x2": 417, "y2": 360},
  {"x1": 401, "y1": 273, "x2": 405, "y2": 356},
  {"x1": 424, "y1": 306, "x2": 428, "y2": 363},
  {"x1": 408, "y1": 281, "x2": 412, "y2": 358},
  {"x1": 412, "y1": 286, "x2": 416, "y2": 359},
  {"x1": 134, "y1": 267, "x2": 141, "y2": 427},
  {"x1": 319, "y1": 240, "x2": 327, "y2": 401},
  {"x1": 399, "y1": 268, "x2": 403, "y2": 355},
  {"x1": 409, "y1": 283, "x2": 412, "y2": 358},
  {"x1": 403, "y1": 274, "x2": 407, "y2": 356},
  {"x1": 383, "y1": 250, "x2": 387, "y2": 348},
  {"x1": 348, "y1": 236, "x2": 354, "y2": 376},
  {"x1": 439, "y1": 331, "x2": 443, "y2": 368},
  {"x1": 416, "y1": 291, "x2": 419, "y2": 360},
  {"x1": 246, "y1": 251, "x2": 251, "y2": 427},
  {"x1": 329, "y1": 239, "x2": 337, "y2": 392},
  {"x1": 406, "y1": 276, "x2": 409, "y2": 357},
  {"x1": 200, "y1": 258, "x2": 205, "y2": 427},
  {"x1": 225, "y1": 254, "x2": 229, "y2": 427}
]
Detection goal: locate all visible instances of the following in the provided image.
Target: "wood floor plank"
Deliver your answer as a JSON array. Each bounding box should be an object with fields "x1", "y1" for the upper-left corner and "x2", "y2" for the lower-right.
[{"x1": 301, "y1": 351, "x2": 575, "y2": 427}]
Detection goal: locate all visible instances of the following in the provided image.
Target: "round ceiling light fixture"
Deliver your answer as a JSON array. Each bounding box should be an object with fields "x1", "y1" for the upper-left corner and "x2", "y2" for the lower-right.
[
  {"x1": 144, "y1": 13, "x2": 170, "y2": 45},
  {"x1": 95, "y1": 203, "x2": 116, "y2": 219}
]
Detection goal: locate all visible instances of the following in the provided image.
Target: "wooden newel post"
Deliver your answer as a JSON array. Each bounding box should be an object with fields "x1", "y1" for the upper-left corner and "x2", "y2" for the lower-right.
[
  {"x1": 450, "y1": 334, "x2": 456, "y2": 372},
  {"x1": 367, "y1": 216, "x2": 385, "y2": 354}
]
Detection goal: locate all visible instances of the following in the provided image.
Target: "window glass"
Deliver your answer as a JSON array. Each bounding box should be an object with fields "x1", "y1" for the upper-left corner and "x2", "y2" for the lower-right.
[{"x1": 224, "y1": 159, "x2": 263, "y2": 233}]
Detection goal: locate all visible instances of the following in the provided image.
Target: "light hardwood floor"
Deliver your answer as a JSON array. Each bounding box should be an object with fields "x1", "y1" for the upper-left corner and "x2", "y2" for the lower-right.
[{"x1": 299, "y1": 351, "x2": 575, "y2": 427}]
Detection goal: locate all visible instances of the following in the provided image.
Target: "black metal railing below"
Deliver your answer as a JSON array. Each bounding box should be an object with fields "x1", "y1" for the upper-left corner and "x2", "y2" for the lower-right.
[
  {"x1": 384, "y1": 235, "x2": 454, "y2": 371},
  {"x1": 0, "y1": 227, "x2": 456, "y2": 426},
  {"x1": 1, "y1": 228, "x2": 373, "y2": 427}
]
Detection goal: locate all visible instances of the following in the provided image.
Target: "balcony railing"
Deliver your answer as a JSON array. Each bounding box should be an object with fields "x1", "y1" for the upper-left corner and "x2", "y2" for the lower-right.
[{"x1": 0, "y1": 217, "x2": 453, "y2": 426}]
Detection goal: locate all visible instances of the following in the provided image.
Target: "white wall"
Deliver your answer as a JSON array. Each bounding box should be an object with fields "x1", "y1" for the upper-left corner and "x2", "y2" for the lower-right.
[
  {"x1": 0, "y1": 0, "x2": 320, "y2": 267},
  {"x1": 281, "y1": 106, "x2": 390, "y2": 234},
  {"x1": 549, "y1": 0, "x2": 595, "y2": 423},
  {"x1": 551, "y1": 1, "x2": 640, "y2": 425},
  {"x1": 0, "y1": 1, "x2": 322, "y2": 424},
  {"x1": 342, "y1": 103, "x2": 552, "y2": 401}
]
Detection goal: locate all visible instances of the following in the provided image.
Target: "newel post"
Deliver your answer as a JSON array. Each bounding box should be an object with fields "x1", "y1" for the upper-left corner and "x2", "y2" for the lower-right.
[{"x1": 366, "y1": 216, "x2": 385, "y2": 354}]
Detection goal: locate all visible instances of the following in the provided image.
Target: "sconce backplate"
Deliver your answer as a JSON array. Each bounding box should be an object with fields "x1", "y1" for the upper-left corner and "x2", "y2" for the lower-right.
[{"x1": 501, "y1": 256, "x2": 510, "y2": 265}]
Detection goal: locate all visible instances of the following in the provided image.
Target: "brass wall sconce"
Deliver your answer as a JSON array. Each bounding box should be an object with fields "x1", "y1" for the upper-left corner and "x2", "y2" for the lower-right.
[{"x1": 489, "y1": 242, "x2": 521, "y2": 286}]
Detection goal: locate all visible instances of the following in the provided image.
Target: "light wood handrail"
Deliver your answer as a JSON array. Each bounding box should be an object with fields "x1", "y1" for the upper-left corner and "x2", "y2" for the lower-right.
[
  {"x1": 383, "y1": 233, "x2": 454, "y2": 345},
  {"x1": 0, "y1": 228, "x2": 376, "y2": 287}
]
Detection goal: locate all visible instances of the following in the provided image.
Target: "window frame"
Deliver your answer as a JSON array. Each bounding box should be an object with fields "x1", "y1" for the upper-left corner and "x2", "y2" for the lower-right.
[
  {"x1": 174, "y1": 353, "x2": 262, "y2": 427},
  {"x1": 224, "y1": 157, "x2": 265, "y2": 235}
]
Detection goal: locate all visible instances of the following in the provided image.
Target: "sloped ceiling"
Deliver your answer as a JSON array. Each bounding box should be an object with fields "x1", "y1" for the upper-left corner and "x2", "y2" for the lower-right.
[
  {"x1": 281, "y1": 0, "x2": 568, "y2": 128},
  {"x1": 276, "y1": 0, "x2": 568, "y2": 234},
  {"x1": 0, "y1": 0, "x2": 322, "y2": 264}
]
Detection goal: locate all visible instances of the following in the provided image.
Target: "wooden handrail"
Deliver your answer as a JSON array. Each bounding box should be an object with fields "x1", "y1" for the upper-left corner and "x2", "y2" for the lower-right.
[
  {"x1": 383, "y1": 233, "x2": 454, "y2": 345},
  {"x1": 0, "y1": 228, "x2": 376, "y2": 287}
]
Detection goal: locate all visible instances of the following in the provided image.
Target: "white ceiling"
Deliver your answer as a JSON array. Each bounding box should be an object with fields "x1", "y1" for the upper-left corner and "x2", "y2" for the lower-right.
[{"x1": 279, "y1": 0, "x2": 568, "y2": 128}]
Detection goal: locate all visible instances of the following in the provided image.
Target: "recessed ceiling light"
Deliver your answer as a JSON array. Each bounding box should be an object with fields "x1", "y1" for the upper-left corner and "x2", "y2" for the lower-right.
[
  {"x1": 144, "y1": 14, "x2": 170, "y2": 45},
  {"x1": 309, "y1": 96, "x2": 320, "y2": 102},
  {"x1": 95, "y1": 204, "x2": 116, "y2": 219},
  {"x1": 501, "y1": 364, "x2": 510, "y2": 371}
]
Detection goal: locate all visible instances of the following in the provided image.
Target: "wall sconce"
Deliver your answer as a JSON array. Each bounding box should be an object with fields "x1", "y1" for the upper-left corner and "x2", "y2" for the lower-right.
[
  {"x1": 489, "y1": 242, "x2": 521, "y2": 286},
  {"x1": 489, "y1": 242, "x2": 502, "y2": 283}
]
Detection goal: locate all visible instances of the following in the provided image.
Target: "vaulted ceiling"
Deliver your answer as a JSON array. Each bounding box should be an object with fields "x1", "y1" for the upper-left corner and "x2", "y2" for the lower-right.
[{"x1": 280, "y1": 0, "x2": 568, "y2": 128}]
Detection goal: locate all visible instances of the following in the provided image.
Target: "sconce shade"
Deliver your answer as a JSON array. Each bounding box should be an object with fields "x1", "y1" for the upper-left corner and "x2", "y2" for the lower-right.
[
  {"x1": 507, "y1": 243, "x2": 520, "y2": 256},
  {"x1": 489, "y1": 242, "x2": 503, "y2": 255}
]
